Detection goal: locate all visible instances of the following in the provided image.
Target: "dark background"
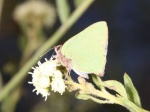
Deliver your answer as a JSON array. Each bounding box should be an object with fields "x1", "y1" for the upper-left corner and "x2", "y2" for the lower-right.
[{"x1": 0, "y1": 0, "x2": 150, "y2": 112}]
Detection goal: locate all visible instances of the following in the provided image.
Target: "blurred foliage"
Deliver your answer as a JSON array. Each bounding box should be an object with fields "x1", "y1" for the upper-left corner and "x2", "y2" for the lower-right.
[
  {"x1": 56, "y1": 0, "x2": 70, "y2": 24},
  {"x1": 0, "y1": 0, "x2": 96, "y2": 112},
  {"x1": 74, "y1": 0, "x2": 85, "y2": 7},
  {"x1": 0, "y1": 0, "x2": 57, "y2": 111}
]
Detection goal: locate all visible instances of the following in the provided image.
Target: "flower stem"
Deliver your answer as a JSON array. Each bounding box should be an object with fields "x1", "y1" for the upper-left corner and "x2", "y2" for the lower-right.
[
  {"x1": 90, "y1": 77, "x2": 149, "y2": 112},
  {"x1": 90, "y1": 89, "x2": 148, "y2": 112},
  {"x1": 66, "y1": 75, "x2": 149, "y2": 112},
  {"x1": 0, "y1": 0, "x2": 94, "y2": 102}
]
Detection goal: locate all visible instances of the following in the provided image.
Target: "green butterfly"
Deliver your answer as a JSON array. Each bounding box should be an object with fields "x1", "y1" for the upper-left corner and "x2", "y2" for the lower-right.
[{"x1": 55, "y1": 21, "x2": 108, "y2": 79}]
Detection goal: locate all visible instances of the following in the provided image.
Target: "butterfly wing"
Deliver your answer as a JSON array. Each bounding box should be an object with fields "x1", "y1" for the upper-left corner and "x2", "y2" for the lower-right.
[{"x1": 61, "y1": 21, "x2": 108, "y2": 76}]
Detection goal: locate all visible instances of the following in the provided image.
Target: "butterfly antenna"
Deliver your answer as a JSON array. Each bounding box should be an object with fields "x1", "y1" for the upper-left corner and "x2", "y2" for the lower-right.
[{"x1": 36, "y1": 47, "x2": 55, "y2": 60}]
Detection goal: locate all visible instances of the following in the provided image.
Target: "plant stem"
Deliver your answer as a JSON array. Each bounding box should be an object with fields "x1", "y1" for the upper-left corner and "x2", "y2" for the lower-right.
[
  {"x1": 91, "y1": 76, "x2": 149, "y2": 112},
  {"x1": 0, "y1": 0, "x2": 94, "y2": 102},
  {"x1": 90, "y1": 90, "x2": 148, "y2": 112},
  {"x1": 0, "y1": 0, "x2": 4, "y2": 27},
  {"x1": 67, "y1": 76, "x2": 149, "y2": 112}
]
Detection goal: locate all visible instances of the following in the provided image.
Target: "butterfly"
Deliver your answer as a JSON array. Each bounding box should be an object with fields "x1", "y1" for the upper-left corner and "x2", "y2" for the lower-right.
[{"x1": 55, "y1": 21, "x2": 108, "y2": 79}]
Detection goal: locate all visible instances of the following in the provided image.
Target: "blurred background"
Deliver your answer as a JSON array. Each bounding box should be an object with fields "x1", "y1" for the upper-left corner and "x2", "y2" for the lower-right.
[{"x1": 0, "y1": 0, "x2": 150, "y2": 112}]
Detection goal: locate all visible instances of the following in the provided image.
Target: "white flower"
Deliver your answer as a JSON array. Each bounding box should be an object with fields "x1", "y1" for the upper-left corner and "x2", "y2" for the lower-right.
[
  {"x1": 33, "y1": 87, "x2": 50, "y2": 101},
  {"x1": 53, "y1": 70, "x2": 63, "y2": 78},
  {"x1": 13, "y1": 0, "x2": 56, "y2": 27},
  {"x1": 38, "y1": 60, "x2": 55, "y2": 77},
  {"x1": 28, "y1": 57, "x2": 66, "y2": 100},
  {"x1": 51, "y1": 77, "x2": 66, "y2": 95}
]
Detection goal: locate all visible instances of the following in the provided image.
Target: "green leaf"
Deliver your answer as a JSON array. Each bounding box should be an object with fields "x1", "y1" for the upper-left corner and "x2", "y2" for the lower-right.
[
  {"x1": 56, "y1": 0, "x2": 70, "y2": 24},
  {"x1": 76, "y1": 94, "x2": 113, "y2": 104},
  {"x1": 92, "y1": 74, "x2": 106, "y2": 91},
  {"x1": 76, "y1": 94, "x2": 90, "y2": 100},
  {"x1": 102, "y1": 80, "x2": 128, "y2": 98},
  {"x1": 124, "y1": 73, "x2": 141, "y2": 107}
]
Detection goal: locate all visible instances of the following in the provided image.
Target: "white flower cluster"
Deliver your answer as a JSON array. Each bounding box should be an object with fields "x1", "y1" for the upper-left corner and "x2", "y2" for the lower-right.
[
  {"x1": 28, "y1": 57, "x2": 66, "y2": 101},
  {"x1": 13, "y1": 0, "x2": 56, "y2": 27}
]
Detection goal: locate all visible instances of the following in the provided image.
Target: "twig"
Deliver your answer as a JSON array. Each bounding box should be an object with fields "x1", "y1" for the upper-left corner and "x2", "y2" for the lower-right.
[{"x1": 0, "y1": 0, "x2": 4, "y2": 27}]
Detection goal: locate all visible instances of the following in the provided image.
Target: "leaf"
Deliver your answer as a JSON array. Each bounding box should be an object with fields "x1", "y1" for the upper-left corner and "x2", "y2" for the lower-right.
[
  {"x1": 76, "y1": 94, "x2": 113, "y2": 104},
  {"x1": 92, "y1": 74, "x2": 106, "y2": 91},
  {"x1": 56, "y1": 0, "x2": 70, "y2": 24},
  {"x1": 102, "y1": 80, "x2": 128, "y2": 98},
  {"x1": 124, "y1": 73, "x2": 141, "y2": 107},
  {"x1": 76, "y1": 94, "x2": 90, "y2": 100}
]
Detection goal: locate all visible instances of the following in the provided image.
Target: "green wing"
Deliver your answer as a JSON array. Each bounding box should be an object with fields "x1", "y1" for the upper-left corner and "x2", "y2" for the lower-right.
[{"x1": 61, "y1": 21, "x2": 108, "y2": 76}]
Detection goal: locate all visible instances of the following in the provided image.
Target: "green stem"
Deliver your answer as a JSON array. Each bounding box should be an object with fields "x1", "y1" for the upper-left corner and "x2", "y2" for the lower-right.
[
  {"x1": 91, "y1": 77, "x2": 149, "y2": 112},
  {"x1": 0, "y1": 0, "x2": 4, "y2": 26},
  {"x1": 82, "y1": 84, "x2": 148, "y2": 112},
  {"x1": 92, "y1": 90, "x2": 148, "y2": 112},
  {"x1": 66, "y1": 75, "x2": 149, "y2": 112},
  {"x1": 90, "y1": 79, "x2": 149, "y2": 112},
  {"x1": 0, "y1": 0, "x2": 94, "y2": 102},
  {"x1": 76, "y1": 94, "x2": 114, "y2": 104},
  {"x1": 117, "y1": 95, "x2": 149, "y2": 112},
  {"x1": 68, "y1": 76, "x2": 148, "y2": 112}
]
